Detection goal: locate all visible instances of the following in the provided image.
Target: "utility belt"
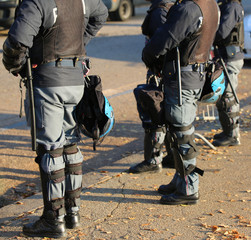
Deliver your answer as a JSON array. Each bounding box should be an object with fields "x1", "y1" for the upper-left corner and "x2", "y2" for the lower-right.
[
  {"x1": 180, "y1": 63, "x2": 207, "y2": 72},
  {"x1": 41, "y1": 57, "x2": 84, "y2": 68},
  {"x1": 164, "y1": 61, "x2": 207, "y2": 73}
]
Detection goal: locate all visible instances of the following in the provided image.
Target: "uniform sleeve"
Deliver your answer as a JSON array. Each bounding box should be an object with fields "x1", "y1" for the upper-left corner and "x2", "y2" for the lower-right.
[
  {"x1": 142, "y1": 2, "x2": 203, "y2": 68},
  {"x1": 84, "y1": 0, "x2": 108, "y2": 46},
  {"x1": 147, "y1": 7, "x2": 168, "y2": 37},
  {"x1": 8, "y1": 0, "x2": 56, "y2": 48},
  {"x1": 214, "y1": 2, "x2": 244, "y2": 43}
]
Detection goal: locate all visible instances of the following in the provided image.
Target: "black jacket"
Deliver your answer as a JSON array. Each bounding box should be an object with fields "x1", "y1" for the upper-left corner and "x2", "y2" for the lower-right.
[
  {"x1": 214, "y1": 0, "x2": 244, "y2": 61},
  {"x1": 7, "y1": 0, "x2": 108, "y2": 87},
  {"x1": 142, "y1": 0, "x2": 219, "y2": 90}
]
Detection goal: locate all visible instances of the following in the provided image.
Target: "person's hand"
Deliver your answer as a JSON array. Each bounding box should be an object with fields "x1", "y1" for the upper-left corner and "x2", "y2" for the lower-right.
[
  {"x1": 142, "y1": 47, "x2": 155, "y2": 69},
  {"x1": 2, "y1": 37, "x2": 27, "y2": 76}
]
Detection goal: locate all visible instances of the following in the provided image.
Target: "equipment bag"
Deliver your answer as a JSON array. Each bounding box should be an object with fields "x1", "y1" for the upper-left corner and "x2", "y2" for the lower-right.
[{"x1": 134, "y1": 84, "x2": 165, "y2": 126}]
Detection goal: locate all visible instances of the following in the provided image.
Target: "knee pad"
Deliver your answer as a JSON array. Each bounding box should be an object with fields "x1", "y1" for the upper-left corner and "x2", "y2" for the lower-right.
[
  {"x1": 169, "y1": 126, "x2": 203, "y2": 178},
  {"x1": 216, "y1": 95, "x2": 237, "y2": 112},
  {"x1": 217, "y1": 97, "x2": 240, "y2": 135}
]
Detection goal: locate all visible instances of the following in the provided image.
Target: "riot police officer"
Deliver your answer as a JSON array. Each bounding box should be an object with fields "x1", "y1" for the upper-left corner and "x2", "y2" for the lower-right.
[
  {"x1": 142, "y1": 0, "x2": 219, "y2": 205},
  {"x1": 213, "y1": 0, "x2": 244, "y2": 147},
  {"x1": 2, "y1": 0, "x2": 108, "y2": 238},
  {"x1": 128, "y1": 0, "x2": 174, "y2": 174}
]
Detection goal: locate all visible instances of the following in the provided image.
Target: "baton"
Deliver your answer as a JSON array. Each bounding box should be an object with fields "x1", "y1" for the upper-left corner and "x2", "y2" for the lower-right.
[
  {"x1": 15, "y1": 0, "x2": 36, "y2": 150},
  {"x1": 176, "y1": 47, "x2": 182, "y2": 106},
  {"x1": 214, "y1": 46, "x2": 239, "y2": 104},
  {"x1": 219, "y1": 57, "x2": 239, "y2": 104},
  {"x1": 26, "y1": 56, "x2": 37, "y2": 151}
]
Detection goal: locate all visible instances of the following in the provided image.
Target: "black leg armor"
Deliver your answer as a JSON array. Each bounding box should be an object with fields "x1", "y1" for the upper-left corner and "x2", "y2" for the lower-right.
[
  {"x1": 168, "y1": 125, "x2": 204, "y2": 178},
  {"x1": 216, "y1": 94, "x2": 240, "y2": 136},
  {"x1": 144, "y1": 126, "x2": 166, "y2": 164},
  {"x1": 35, "y1": 145, "x2": 66, "y2": 218},
  {"x1": 63, "y1": 144, "x2": 83, "y2": 213}
]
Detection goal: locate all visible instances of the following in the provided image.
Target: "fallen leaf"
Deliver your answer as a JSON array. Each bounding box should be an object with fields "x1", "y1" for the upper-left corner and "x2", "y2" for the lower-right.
[{"x1": 218, "y1": 209, "x2": 225, "y2": 214}]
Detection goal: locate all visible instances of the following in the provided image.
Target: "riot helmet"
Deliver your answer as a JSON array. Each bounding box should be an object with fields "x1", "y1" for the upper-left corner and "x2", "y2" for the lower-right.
[
  {"x1": 200, "y1": 61, "x2": 226, "y2": 103},
  {"x1": 75, "y1": 75, "x2": 115, "y2": 150}
]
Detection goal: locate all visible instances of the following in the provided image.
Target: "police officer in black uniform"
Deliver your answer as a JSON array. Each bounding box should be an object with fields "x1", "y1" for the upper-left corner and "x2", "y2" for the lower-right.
[
  {"x1": 213, "y1": 0, "x2": 244, "y2": 147},
  {"x1": 128, "y1": 0, "x2": 174, "y2": 174},
  {"x1": 142, "y1": 0, "x2": 219, "y2": 205},
  {"x1": 2, "y1": 0, "x2": 108, "y2": 238}
]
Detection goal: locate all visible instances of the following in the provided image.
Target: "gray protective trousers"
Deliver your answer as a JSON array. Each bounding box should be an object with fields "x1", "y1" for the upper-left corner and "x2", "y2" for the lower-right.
[
  {"x1": 164, "y1": 86, "x2": 202, "y2": 195},
  {"x1": 25, "y1": 85, "x2": 84, "y2": 215},
  {"x1": 216, "y1": 59, "x2": 244, "y2": 138}
]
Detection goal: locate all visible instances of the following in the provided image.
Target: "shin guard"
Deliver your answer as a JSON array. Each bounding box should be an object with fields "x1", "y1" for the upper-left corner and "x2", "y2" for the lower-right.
[{"x1": 64, "y1": 145, "x2": 83, "y2": 213}]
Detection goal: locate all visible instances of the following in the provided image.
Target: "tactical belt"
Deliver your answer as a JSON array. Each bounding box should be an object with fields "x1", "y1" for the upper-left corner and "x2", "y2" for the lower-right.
[
  {"x1": 43, "y1": 58, "x2": 83, "y2": 67},
  {"x1": 181, "y1": 63, "x2": 206, "y2": 72}
]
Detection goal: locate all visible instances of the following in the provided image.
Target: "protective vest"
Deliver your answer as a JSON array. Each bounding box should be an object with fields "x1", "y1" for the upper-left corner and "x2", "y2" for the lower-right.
[
  {"x1": 31, "y1": 0, "x2": 85, "y2": 64},
  {"x1": 218, "y1": 0, "x2": 244, "y2": 49},
  {"x1": 179, "y1": 0, "x2": 219, "y2": 65}
]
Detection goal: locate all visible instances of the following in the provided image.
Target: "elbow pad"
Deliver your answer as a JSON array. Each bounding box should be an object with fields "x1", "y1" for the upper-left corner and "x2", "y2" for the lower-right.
[{"x1": 2, "y1": 37, "x2": 27, "y2": 74}]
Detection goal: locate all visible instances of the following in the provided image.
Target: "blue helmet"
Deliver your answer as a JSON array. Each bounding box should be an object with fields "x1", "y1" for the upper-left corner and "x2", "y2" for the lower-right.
[
  {"x1": 78, "y1": 96, "x2": 115, "y2": 149},
  {"x1": 75, "y1": 75, "x2": 115, "y2": 150},
  {"x1": 200, "y1": 62, "x2": 226, "y2": 103}
]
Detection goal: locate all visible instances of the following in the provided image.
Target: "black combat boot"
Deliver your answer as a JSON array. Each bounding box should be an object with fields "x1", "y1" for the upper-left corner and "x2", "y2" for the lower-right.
[
  {"x1": 213, "y1": 135, "x2": 240, "y2": 146},
  {"x1": 160, "y1": 192, "x2": 199, "y2": 205},
  {"x1": 158, "y1": 173, "x2": 177, "y2": 195},
  {"x1": 128, "y1": 160, "x2": 162, "y2": 173},
  {"x1": 65, "y1": 211, "x2": 80, "y2": 229},
  {"x1": 158, "y1": 183, "x2": 176, "y2": 195},
  {"x1": 23, "y1": 211, "x2": 66, "y2": 238},
  {"x1": 24, "y1": 155, "x2": 67, "y2": 238},
  {"x1": 213, "y1": 131, "x2": 226, "y2": 139},
  {"x1": 161, "y1": 153, "x2": 175, "y2": 168}
]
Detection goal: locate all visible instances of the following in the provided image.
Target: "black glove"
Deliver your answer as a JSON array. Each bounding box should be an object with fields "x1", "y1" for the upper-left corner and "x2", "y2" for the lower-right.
[
  {"x1": 142, "y1": 47, "x2": 155, "y2": 70},
  {"x1": 2, "y1": 37, "x2": 27, "y2": 75}
]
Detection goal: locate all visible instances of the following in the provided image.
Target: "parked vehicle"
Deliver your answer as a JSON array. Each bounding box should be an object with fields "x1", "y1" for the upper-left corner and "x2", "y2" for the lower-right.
[
  {"x1": 0, "y1": 0, "x2": 17, "y2": 29},
  {"x1": 103, "y1": 0, "x2": 147, "y2": 21},
  {"x1": 242, "y1": 0, "x2": 251, "y2": 59}
]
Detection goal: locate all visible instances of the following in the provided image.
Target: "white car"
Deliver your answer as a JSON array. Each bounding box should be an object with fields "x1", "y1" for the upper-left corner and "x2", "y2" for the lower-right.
[{"x1": 243, "y1": 0, "x2": 251, "y2": 59}]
